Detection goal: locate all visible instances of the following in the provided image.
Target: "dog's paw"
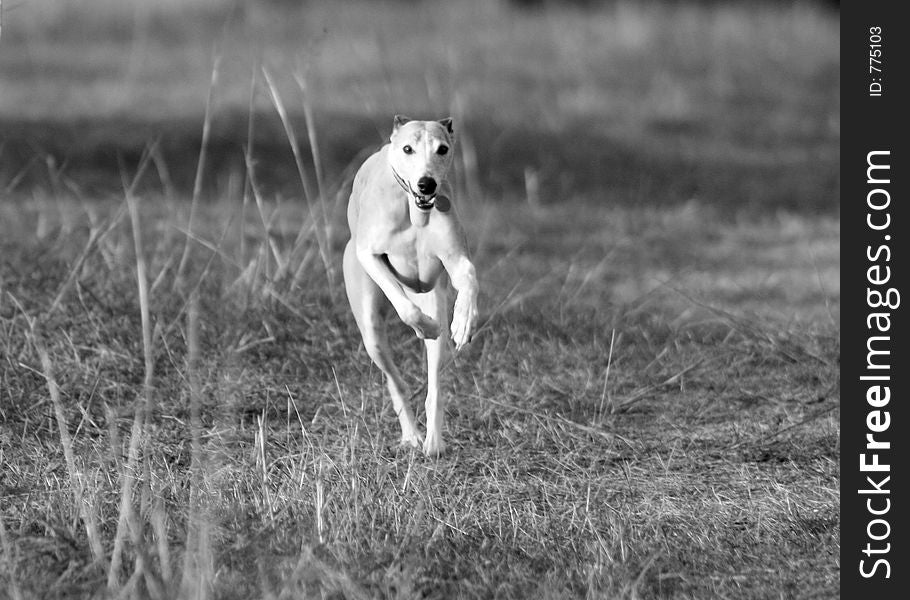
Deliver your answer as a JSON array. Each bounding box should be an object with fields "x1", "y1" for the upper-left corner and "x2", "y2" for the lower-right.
[
  {"x1": 400, "y1": 430, "x2": 423, "y2": 449},
  {"x1": 450, "y1": 294, "x2": 477, "y2": 351},
  {"x1": 423, "y1": 435, "x2": 446, "y2": 458},
  {"x1": 401, "y1": 305, "x2": 440, "y2": 340}
]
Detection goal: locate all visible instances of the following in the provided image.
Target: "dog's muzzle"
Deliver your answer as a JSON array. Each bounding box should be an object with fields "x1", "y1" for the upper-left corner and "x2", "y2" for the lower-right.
[{"x1": 392, "y1": 167, "x2": 438, "y2": 211}]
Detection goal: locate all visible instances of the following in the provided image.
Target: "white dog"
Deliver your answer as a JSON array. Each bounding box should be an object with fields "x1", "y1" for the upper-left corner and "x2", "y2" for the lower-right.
[{"x1": 342, "y1": 115, "x2": 479, "y2": 457}]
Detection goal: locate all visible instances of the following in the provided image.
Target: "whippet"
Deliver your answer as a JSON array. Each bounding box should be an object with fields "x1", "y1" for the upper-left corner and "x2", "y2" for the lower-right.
[{"x1": 342, "y1": 115, "x2": 479, "y2": 457}]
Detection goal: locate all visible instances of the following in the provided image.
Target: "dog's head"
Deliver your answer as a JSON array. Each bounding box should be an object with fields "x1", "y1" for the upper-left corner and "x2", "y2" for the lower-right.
[{"x1": 387, "y1": 115, "x2": 455, "y2": 212}]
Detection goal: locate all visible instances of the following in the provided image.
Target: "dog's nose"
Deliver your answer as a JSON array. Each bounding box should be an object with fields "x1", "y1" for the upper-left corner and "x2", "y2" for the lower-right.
[{"x1": 417, "y1": 177, "x2": 437, "y2": 195}]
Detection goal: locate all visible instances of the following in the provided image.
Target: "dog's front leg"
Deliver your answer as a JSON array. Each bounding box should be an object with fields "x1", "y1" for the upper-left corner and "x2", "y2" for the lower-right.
[
  {"x1": 355, "y1": 248, "x2": 441, "y2": 339},
  {"x1": 408, "y1": 287, "x2": 449, "y2": 457},
  {"x1": 444, "y1": 254, "x2": 478, "y2": 351}
]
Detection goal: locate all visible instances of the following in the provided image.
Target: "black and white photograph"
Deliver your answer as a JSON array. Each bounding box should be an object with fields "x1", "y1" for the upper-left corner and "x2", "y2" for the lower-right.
[{"x1": 0, "y1": 0, "x2": 856, "y2": 597}]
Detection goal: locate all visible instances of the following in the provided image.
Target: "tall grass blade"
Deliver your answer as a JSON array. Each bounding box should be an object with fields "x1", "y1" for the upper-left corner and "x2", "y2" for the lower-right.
[
  {"x1": 176, "y1": 48, "x2": 222, "y2": 288},
  {"x1": 261, "y1": 67, "x2": 333, "y2": 288},
  {"x1": 109, "y1": 189, "x2": 157, "y2": 590},
  {"x1": 37, "y1": 346, "x2": 105, "y2": 563}
]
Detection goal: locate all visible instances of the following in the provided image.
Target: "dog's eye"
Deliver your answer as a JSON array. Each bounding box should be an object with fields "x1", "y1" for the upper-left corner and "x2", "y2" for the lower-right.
[
  {"x1": 437, "y1": 145, "x2": 449, "y2": 156},
  {"x1": 403, "y1": 145, "x2": 414, "y2": 155}
]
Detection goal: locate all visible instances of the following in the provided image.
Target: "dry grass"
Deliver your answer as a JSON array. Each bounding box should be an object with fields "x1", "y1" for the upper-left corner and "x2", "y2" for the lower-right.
[{"x1": 0, "y1": 188, "x2": 838, "y2": 598}]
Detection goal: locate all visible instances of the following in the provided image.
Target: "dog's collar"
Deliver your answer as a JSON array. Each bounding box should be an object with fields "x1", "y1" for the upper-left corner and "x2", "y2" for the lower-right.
[{"x1": 390, "y1": 165, "x2": 437, "y2": 209}]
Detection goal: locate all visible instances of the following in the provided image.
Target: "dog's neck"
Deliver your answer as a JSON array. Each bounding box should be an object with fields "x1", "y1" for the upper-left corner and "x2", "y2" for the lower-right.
[{"x1": 407, "y1": 194, "x2": 431, "y2": 228}]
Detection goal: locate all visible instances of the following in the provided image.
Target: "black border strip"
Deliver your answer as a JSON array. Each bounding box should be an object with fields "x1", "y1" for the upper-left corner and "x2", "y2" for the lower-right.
[{"x1": 842, "y1": 1, "x2": 906, "y2": 597}]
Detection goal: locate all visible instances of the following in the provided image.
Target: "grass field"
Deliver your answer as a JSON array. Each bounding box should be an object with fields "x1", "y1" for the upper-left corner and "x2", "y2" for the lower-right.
[{"x1": 0, "y1": 1, "x2": 839, "y2": 598}]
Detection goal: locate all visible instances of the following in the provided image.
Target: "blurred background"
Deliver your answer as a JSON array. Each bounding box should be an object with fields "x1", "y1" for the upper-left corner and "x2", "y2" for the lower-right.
[{"x1": 0, "y1": 0, "x2": 839, "y2": 214}]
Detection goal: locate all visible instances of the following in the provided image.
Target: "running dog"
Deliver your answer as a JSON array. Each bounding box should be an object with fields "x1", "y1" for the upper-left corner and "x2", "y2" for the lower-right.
[{"x1": 342, "y1": 115, "x2": 478, "y2": 457}]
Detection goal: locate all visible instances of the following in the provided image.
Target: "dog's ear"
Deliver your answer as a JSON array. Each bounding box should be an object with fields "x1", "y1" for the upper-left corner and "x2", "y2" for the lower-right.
[
  {"x1": 392, "y1": 115, "x2": 412, "y2": 132},
  {"x1": 438, "y1": 117, "x2": 454, "y2": 134}
]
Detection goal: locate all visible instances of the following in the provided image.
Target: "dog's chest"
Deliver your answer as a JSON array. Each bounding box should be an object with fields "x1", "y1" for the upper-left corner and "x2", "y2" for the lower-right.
[{"x1": 381, "y1": 228, "x2": 443, "y2": 293}]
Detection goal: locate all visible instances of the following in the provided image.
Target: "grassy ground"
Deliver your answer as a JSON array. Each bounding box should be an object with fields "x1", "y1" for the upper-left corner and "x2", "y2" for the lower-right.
[
  {"x1": 0, "y1": 1, "x2": 839, "y2": 598},
  {"x1": 0, "y1": 195, "x2": 838, "y2": 599}
]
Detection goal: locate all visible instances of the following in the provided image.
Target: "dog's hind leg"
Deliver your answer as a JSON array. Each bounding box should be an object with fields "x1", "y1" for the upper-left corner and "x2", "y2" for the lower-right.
[
  {"x1": 344, "y1": 242, "x2": 422, "y2": 447},
  {"x1": 409, "y1": 280, "x2": 451, "y2": 457}
]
